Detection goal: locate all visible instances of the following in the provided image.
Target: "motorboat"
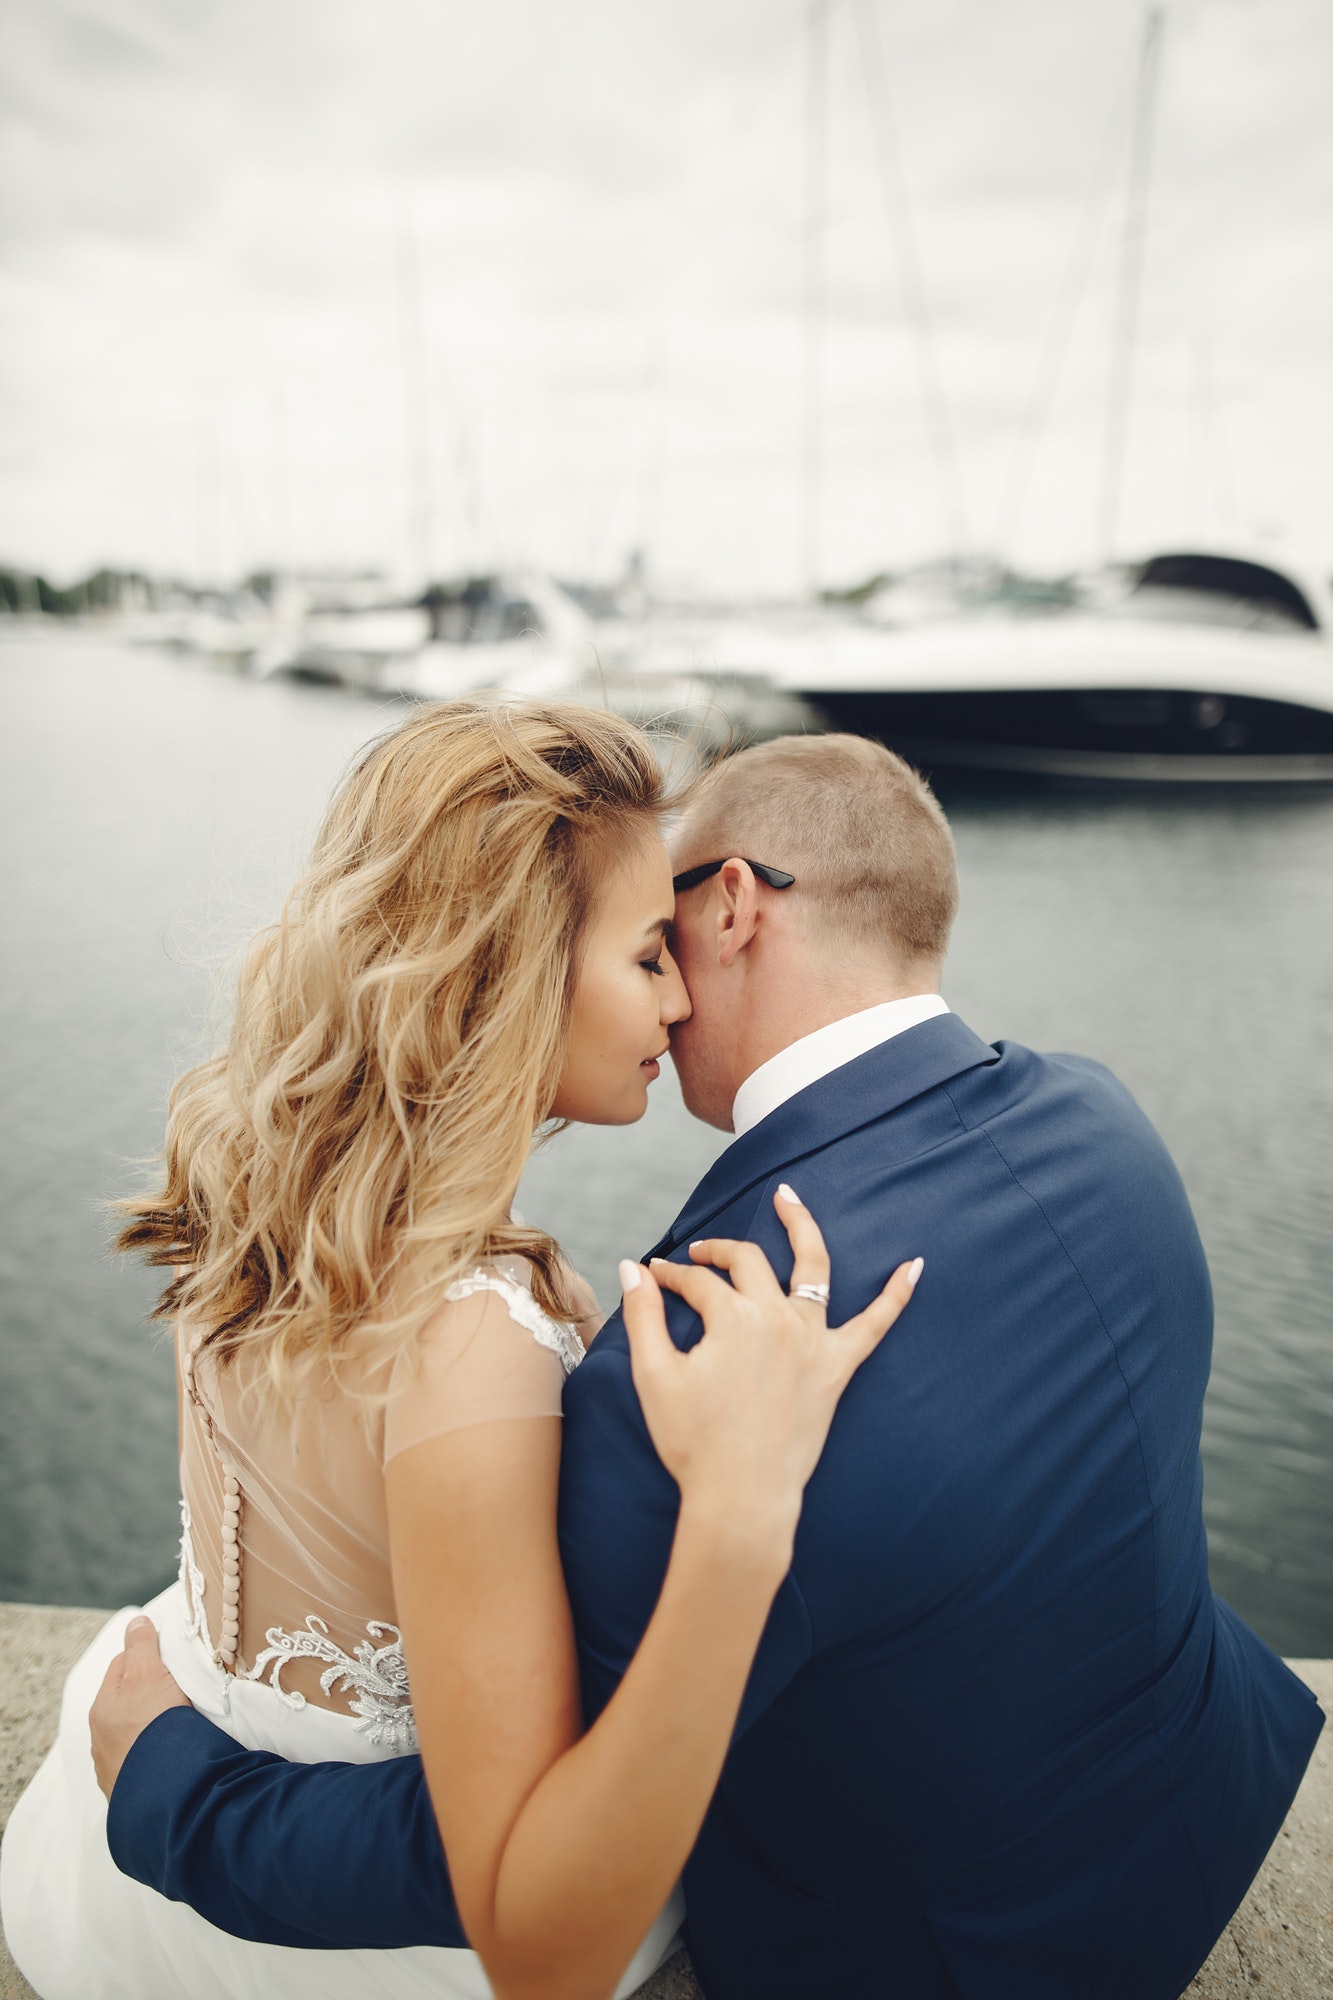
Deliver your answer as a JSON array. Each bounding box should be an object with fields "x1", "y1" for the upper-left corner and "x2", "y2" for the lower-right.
[
  {"x1": 395, "y1": 577, "x2": 819, "y2": 756},
  {"x1": 763, "y1": 548, "x2": 1333, "y2": 782},
  {"x1": 390, "y1": 572, "x2": 594, "y2": 703}
]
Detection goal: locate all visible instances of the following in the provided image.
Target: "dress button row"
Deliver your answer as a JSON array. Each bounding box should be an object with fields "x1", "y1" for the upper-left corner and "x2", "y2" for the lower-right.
[{"x1": 217, "y1": 1465, "x2": 244, "y2": 1668}]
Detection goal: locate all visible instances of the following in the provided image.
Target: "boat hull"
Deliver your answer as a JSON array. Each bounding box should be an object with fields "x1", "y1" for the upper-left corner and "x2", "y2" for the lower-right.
[{"x1": 806, "y1": 685, "x2": 1333, "y2": 782}]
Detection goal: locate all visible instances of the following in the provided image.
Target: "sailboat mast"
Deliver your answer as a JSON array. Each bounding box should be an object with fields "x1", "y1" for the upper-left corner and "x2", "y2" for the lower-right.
[
  {"x1": 1097, "y1": 5, "x2": 1165, "y2": 563},
  {"x1": 396, "y1": 225, "x2": 434, "y2": 589},
  {"x1": 854, "y1": 0, "x2": 967, "y2": 566},
  {"x1": 801, "y1": 0, "x2": 829, "y2": 599},
  {"x1": 195, "y1": 418, "x2": 222, "y2": 588}
]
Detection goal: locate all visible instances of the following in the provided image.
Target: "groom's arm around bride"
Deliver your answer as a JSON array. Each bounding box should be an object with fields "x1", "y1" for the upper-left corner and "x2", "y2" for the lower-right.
[{"x1": 95, "y1": 733, "x2": 1323, "y2": 1999}]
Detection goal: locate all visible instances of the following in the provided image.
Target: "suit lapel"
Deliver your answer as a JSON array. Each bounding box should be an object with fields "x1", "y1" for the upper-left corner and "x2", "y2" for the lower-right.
[{"x1": 646, "y1": 1011, "x2": 998, "y2": 1259}]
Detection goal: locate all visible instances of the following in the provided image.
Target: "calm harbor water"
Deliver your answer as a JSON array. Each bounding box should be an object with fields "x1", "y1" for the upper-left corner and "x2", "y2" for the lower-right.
[{"x1": 1, "y1": 631, "x2": 1330, "y2": 1653}]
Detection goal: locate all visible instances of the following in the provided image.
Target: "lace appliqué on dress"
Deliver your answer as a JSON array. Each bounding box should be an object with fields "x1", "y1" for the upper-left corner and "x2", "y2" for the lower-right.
[
  {"x1": 172, "y1": 1264, "x2": 578, "y2": 1754},
  {"x1": 219, "y1": 1272, "x2": 579, "y2": 1752},
  {"x1": 178, "y1": 1497, "x2": 208, "y2": 1645},
  {"x1": 244, "y1": 1618, "x2": 416, "y2": 1751},
  {"x1": 444, "y1": 1266, "x2": 586, "y2": 1374},
  {"x1": 177, "y1": 1471, "x2": 415, "y2": 1745}
]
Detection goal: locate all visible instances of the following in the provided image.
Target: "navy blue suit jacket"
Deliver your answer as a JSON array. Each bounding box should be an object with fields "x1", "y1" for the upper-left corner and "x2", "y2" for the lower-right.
[{"x1": 109, "y1": 1017, "x2": 1322, "y2": 1997}]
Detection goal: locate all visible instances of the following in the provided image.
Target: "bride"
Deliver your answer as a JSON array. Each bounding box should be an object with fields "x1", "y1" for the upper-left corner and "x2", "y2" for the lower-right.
[{"x1": 1, "y1": 700, "x2": 919, "y2": 2000}]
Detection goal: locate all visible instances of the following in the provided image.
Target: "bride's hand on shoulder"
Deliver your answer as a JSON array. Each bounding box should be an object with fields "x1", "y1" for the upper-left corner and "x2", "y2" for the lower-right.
[{"x1": 620, "y1": 1186, "x2": 922, "y2": 1573}]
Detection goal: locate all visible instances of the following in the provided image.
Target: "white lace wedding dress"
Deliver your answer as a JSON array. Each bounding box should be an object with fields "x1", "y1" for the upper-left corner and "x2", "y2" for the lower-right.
[{"x1": 0, "y1": 1263, "x2": 683, "y2": 1999}]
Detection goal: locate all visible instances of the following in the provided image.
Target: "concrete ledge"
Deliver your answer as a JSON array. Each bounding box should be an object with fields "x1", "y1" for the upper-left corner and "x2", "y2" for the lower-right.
[
  {"x1": 1, "y1": 1606, "x2": 1327, "y2": 2000},
  {"x1": 1, "y1": 1604, "x2": 112, "y2": 2000}
]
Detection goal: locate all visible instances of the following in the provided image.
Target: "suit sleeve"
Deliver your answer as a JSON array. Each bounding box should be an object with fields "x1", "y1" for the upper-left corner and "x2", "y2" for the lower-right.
[
  {"x1": 106, "y1": 1707, "x2": 467, "y2": 1950},
  {"x1": 558, "y1": 1286, "x2": 814, "y2": 1739}
]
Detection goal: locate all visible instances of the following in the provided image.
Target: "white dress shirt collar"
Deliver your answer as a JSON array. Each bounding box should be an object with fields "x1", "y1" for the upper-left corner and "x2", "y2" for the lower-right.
[{"x1": 730, "y1": 995, "x2": 950, "y2": 1140}]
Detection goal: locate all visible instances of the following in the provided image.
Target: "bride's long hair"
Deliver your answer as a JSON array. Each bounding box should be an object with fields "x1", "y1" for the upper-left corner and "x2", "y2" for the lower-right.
[{"x1": 117, "y1": 699, "x2": 673, "y2": 1398}]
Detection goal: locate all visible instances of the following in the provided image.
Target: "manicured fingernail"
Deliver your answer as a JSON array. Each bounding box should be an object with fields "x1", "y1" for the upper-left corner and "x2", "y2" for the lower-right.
[
  {"x1": 689, "y1": 1241, "x2": 704, "y2": 1252},
  {"x1": 777, "y1": 1182, "x2": 801, "y2": 1204},
  {"x1": 126, "y1": 1616, "x2": 151, "y2": 1635},
  {"x1": 906, "y1": 1257, "x2": 924, "y2": 1288},
  {"x1": 619, "y1": 1259, "x2": 642, "y2": 1294}
]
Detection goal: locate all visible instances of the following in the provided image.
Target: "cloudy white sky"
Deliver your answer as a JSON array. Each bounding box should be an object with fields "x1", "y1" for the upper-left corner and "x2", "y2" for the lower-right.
[{"x1": 2, "y1": 0, "x2": 1330, "y2": 593}]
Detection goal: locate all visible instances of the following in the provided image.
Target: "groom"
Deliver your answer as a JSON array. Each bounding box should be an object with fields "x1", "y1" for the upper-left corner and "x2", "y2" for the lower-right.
[{"x1": 93, "y1": 732, "x2": 1321, "y2": 1998}]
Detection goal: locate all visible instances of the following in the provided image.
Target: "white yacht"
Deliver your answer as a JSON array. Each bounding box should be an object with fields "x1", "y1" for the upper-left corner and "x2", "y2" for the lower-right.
[{"x1": 766, "y1": 548, "x2": 1333, "y2": 781}]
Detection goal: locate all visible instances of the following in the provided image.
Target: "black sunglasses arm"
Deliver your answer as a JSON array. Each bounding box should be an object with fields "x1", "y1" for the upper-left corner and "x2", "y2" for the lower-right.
[{"x1": 671, "y1": 858, "x2": 796, "y2": 894}]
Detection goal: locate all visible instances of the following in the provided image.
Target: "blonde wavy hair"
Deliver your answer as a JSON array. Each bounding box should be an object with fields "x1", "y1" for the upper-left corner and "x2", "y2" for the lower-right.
[{"x1": 116, "y1": 699, "x2": 675, "y2": 1399}]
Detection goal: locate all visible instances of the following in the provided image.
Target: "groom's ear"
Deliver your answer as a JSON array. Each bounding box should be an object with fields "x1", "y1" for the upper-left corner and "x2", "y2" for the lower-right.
[{"x1": 715, "y1": 858, "x2": 762, "y2": 967}]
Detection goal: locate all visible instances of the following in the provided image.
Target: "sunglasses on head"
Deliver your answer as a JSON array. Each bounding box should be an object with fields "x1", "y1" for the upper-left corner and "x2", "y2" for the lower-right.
[{"x1": 671, "y1": 858, "x2": 796, "y2": 894}]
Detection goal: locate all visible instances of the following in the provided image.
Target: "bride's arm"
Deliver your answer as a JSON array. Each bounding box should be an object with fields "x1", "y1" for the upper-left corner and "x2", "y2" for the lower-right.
[
  {"x1": 389, "y1": 1402, "x2": 777, "y2": 2000},
  {"x1": 389, "y1": 1200, "x2": 920, "y2": 2000},
  {"x1": 94, "y1": 1196, "x2": 917, "y2": 1967}
]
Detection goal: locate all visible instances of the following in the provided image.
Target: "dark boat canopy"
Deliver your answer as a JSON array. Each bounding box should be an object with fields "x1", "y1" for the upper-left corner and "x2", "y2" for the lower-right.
[{"x1": 1134, "y1": 553, "x2": 1320, "y2": 632}]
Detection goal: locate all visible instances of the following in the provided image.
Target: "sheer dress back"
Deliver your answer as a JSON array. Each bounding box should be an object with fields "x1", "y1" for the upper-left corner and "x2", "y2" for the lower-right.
[
  {"x1": 177, "y1": 1262, "x2": 586, "y2": 1749},
  {"x1": 2, "y1": 1262, "x2": 687, "y2": 2000}
]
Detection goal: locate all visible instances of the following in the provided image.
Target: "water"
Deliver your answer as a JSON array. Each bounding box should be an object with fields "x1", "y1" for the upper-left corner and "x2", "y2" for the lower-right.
[{"x1": 1, "y1": 632, "x2": 1330, "y2": 1653}]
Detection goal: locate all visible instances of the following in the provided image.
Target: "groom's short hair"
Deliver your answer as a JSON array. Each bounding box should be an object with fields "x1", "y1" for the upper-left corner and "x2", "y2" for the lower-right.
[{"x1": 679, "y1": 733, "x2": 958, "y2": 963}]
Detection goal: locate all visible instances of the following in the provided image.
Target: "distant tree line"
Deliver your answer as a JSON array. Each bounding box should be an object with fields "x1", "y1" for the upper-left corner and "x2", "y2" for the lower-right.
[{"x1": 0, "y1": 566, "x2": 155, "y2": 616}]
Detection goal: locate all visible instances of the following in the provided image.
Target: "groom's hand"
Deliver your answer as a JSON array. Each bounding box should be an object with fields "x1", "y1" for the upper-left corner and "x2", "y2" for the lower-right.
[{"x1": 90, "y1": 1615, "x2": 192, "y2": 1799}]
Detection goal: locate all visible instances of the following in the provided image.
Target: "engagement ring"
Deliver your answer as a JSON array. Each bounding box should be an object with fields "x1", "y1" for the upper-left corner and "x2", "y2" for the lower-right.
[{"x1": 790, "y1": 1282, "x2": 831, "y2": 1306}]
